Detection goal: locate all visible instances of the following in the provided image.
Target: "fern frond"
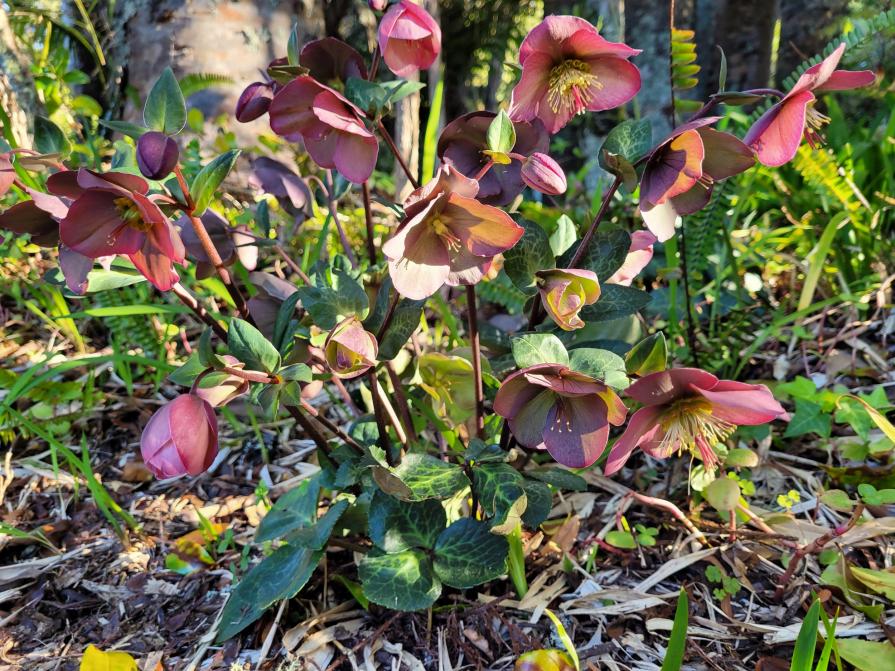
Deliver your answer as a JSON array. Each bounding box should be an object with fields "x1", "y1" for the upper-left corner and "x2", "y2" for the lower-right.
[
  {"x1": 178, "y1": 73, "x2": 235, "y2": 98},
  {"x1": 477, "y1": 271, "x2": 526, "y2": 314},
  {"x1": 671, "y1": 28, "x2": 701, "y2": 113},
  {"x1": 792, "y1": 145, "x2": 862, "y2": 217}
]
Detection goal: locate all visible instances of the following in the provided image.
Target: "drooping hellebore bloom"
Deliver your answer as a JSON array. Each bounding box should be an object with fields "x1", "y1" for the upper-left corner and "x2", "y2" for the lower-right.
[
  {"x1": 269, "y1": 76, "x2": 378, "y2": 183},
  {"x1": 418, "y1": 351, "x2": 477, "y2": 424},
  {"x1": 493, "y1": 363, "x2": 627, "y2": 468},
  {"x1": 236, "y1": 81, "x2": 275, "y2": 122},
  {"x1": 140, "y1": 393, "x2": 219, "y2": 479},
  {"x1": 521, "y1": 152, "x2": 567, "y2": 195},
  {"x1": 324, "y1": 316, "x2": 379, "y2": 379},
  {"x1": 745, "y1": 43, "x2": 875, "y2": 167},
  {"x1": 606, "y1": 230, "x2": 657, "y2": 286},
  {"x1": 300, "y1": 37, "x2": 367, "y2": 87},
  {"x1": 639, "y1": 117, "x2": 755, "y2": 242},
  {"x1": 534, "y1": 268, "x2": 600, "y2": 331},
  {"x1": 179, "y1": 209, "x2": 257, "y2": 280},
  {"x1": 383, "y1": 166, "x2": 523, "y2": 300},
  {"x1": 193, "y1": 355, "x2": 250, "y2": 408},
  {"x1": 604, "y1": 368, "x2": 787, "y2": 475},
  {"x1": 508, "y1": 15, "x2": 641, "y2": 134},
  {"x1": 437, "y1": 111, "x2": 549, "y2": 206},
  {"x1": 378, "y1": 0, "x2": 441, "y2": 78},
  {"x1": 136, "y1": 132, "x2": 179, "y2": 180},
  {"x1": 58, "y1": 169, "x2": 185, "y2": 290},
  {"x1": 248, "y1": 157, "x2": 313, "y2": 223}
]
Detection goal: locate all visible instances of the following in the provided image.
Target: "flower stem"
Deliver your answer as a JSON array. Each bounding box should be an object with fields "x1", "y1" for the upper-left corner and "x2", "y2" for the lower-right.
[
  {"x1": 466, "y1": 284, "x2": 485, "y2": 439},
  {"x1": 377, "y1": 120, "x2": 419, "y2": 189},
  {"x1": 473, "y1": 160, "x2": 494, "y2": 182},
  {"x1": 507, "y1": 524, "x2": 528, "y2": 598},
  {"x1": 368, "y1": 369, "x2": 395, "y2": 465},
  {"x1": 386, "y1": 362, "x2": 416, "y2": 442},
  {"x1": 376, "y1": 289, "x2": 400, "y2": 341},
  {"x1": 678, "y1": 218, "x2": 700, "y2": 367},
  {"x1": 325, "y1": 171, "x2": 358, "y2": 268},
  {"x1": 171, "y1": 282, "x2": 228, "y2": 340},
  {"x1": 361, "y1": 181, "x2": 377, "y2": 265},
  {"x1": 284, "y1": 404, "x2": 331, "y2": 456}
]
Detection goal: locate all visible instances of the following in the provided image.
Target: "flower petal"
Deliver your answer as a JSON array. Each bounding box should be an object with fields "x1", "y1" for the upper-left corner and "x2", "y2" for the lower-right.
[
  {"x1": 693, "y1": 380, "x2": 788, "y2": 425},
  {"x1": 509, "y1": 389, "x2": 555, "y2": 449},
  {"x1": 58, "y1": 245, "x2": 94, "y2": 295},
  {"x1": 543, "y1": 396, "x2": 609, "y2": 468},
  {"x1": 385, "y1": 219, "x2": 451, "y2": 300},
  {"x1": 698, "y1": 128, "x2": 755, "y2": 181},
  {"x1": 444, "y1": 194, "x2": 523, "y2": 257},
  {"x1": 626, "y1": 367, "x2": 719, "y2": 406},
  {"x1": 744, "y1": 90, "x2": 814, "y2": 167},
  {"x1": 639, "y1": 200, "x2": 680, "y2": 242},
  {"x1": 814, "y1": 69, "x2": 876, "y2": 92},
  {"x1": 641, "y1": 129, "x2": 705, "y2": 204},
  {"x1": 582, "y1": 56, "x2": 642, "y2": 112},
  {"x1": 60, "y1": 191, "x2": 143, "y2": 257},
  {"x1": 603, "y1": 405, "x2": 664, "y2": 475},
  {"x1": 508, "y1": 52, "x2": 554, "y2": 127},
  {"x1": 334, "y1": 132, "x2": 378, "y2": 184},
  {"x1": 130, "y1": 240, "x2": 180, "y2": 291}
]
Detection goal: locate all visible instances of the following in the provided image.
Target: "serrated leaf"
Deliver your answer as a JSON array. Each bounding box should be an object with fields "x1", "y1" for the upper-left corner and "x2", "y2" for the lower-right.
[
  {"x1": 368, "y1": 490, "x2": 446, "y2": 552},
  {"x1": 143, "y1": 67, "x2": 187, "y2": 135},
  {"x1": 503, "y1": 219, "x2": 555, "y2": 294},
  {"x1": 558, "y1": 228, "x2": 630, "y2": 282},
  {"x1": 191, "y1": 149, "x2": 241, "y2": 215},
  {"x1": 473, "y1": 462, "x2": 527, "y2": 534},
  {"x1": 228, "y1": 318, "x2": 281, "y2": 373},
  {"x1": 433, "y1": 518, "x2": 509, "y2": 588},
  {"x1": 34, "y1": 116, "x2": 70, "y2": 156},
  {"x1": 579, "y1": 284, "x2": 651, "y2": 322},
  {"x1": 486, "y1": 110, "x2": 516, "y2": 154},
  {"x1": 359, "y1": 548, "x2": 441, "y2": 611},
  {"x1": 567, "y1": 348, "x2": 629, "y2": 390},
  {"x1": 388, "y1": 453, "x2": 470, "y2": 501},
  {"x1": 599, "y1": 119, "x2": 652, "y2": 172},
  {"x1": 511, "y1": 333, "x2": 569, "y2": 369}
]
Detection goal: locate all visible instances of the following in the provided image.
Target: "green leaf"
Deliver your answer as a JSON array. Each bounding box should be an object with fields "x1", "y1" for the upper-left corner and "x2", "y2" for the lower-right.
[
  {"x1": 34, "y1": 116, "x2": 70, "y2": 155},
  {"x1": 790, "y1": 599, "x2": 820, "y2": 671},
  {"x1": 371, "y1": 296, "x2": 424, "y2": 360},
  {"x1": 599, "y1": 119, "x2": 652, "y2": 171},
  {"x1": 388, "y1": 453, "x2": 470, "y2": 501},
  {"x1": 661, "y1": 589, "x2": 689, "y2": 671},
  {"x1": 83, "y1": 267, "x2": 147, "y2": 292},
  {"x1": 358, "y1": 548, "x2": 441, "y2": 611},
  {"x1": 835, "y1": 639, "x2": 895, "y2": 671},
  {"x1": 527, "y1": 467, "x2": 587, "y2": 492},
  {"x1": 143, "y1": 67, "x2": 187, "y2": 135},
  {"x1": 579, "y1": 284, "x2": 651, "y2": 323},
  {"x1": 544, "y1": 609, "x2": 580, "y2": 671},
  {"x1": 820, "y1": 489, "x2": 855, "y2": 512},
  {"x1": 568, "y1": 348, "x2": 629, "y2": 390},
  {"x1": 625, "y1": 333, "x2": 668, "y2": 376},
  {"x1": 850, "y1": 566, "x2": 895, "y2": 600},
  {"x1": 705, "y1": 477, "x2": 740, "y2": 512},
  {"x1": 297, "y1": 267, "x2": 369, "y2": 331},
  {"x1": 286, "y1": 23, "x2": 301, "y2": 66},
  {"x1": 512, "y1": 333, "x2": 569, "y2": 369},
  {"x1": 190, "y1": 149, "x2": 241, "y2": 215},
  {"x1": 344, "y1": 78, "x2": 425, "y2": 116},
  {"x1": 433, "y1": 518, "x2": 509, "y2": 589},
  {"x1": 473, "y1": 462, "x2": 527, "y2": 534},
  {"x1": 272, "y1": 292, "x2": 302, "y2": 352},
  {"x1": 549, "y1": 215, "x2": 577, "y2": 257},
  {"x1": 99, "y1": 120, "x2": 147, "y2": 141},
  {"x1": 559, "y1": 228, "x2": 630, "y2": 282},
  {"x1": 605, "y1": 530, "x2": 636, "y2": 549},
  {"x1": 217, "y1": 545, "x2": 321, "y2": 641},
  {"x1": 520, "y1": 478, "x2": 553, "y2": 529},
  {"x1": 503, "y1": 219, "x2": 555, "y2": 294},
  {"x1": 486, "y1": 110, "x2": 516, "y2": 154},
  {"x1": 228, "y1": 318, "x2": 281, "y2": 373},
  {"x1": 784, "y1": 399, "x2": 832, "y2": 439},
  {"x1": 286, "y1": 498, "x2": 349, "y2": 550},
  {"x1": 368, "y1": 490, "x2": 446, "y2": 552},
  {"x1": 255, "y1": 476, "x2": 321, "y2": 542}
]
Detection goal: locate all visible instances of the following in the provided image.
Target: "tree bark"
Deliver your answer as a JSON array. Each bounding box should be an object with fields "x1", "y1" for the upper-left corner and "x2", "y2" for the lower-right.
[{"x1": 0, "y1": 8, "x2": 37, "y2": 146}]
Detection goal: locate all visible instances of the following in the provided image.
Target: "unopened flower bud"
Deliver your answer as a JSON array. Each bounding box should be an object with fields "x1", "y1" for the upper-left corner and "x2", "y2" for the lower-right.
[
  {"x1": 193, "y1": 355, "x2": 250, "y2": 408},
  {"x1": 136, "y1": 132, "x2": 179, "y2": 181},
  {"x1": 369, "y1": 0, "x2": 389, "y2": 11},
  {"x1": 535, "y1": 268, "x2": 600, "y2": 331},
  {"x1": 235, "y1": 81, "x2": 273, "y2": 122},
  {"x1": 324, "y1": 316, "x2": 378, "y2": 379},
  {"x1": 521, "y1": 152, "x2": 567, "y2": 195},
  {"x1": 140, "y1": 394, "x2": 218, "y2": 479}
]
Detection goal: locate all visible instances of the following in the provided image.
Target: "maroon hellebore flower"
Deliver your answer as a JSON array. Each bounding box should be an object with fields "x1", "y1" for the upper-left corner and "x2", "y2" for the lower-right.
[
  {"x1": 745, "y1": 43, "x2": 875, "y2": 167},
  {"x1": 324, "y1": 316, "x2": 379, "y2": 379},
  {"x1": 437, "y1": 111, "x2": 549, "y2": 206},
  {"x1": 378, "y1": 0, "x2": 441, "y2": 78},
  {"x1": 606, "y1": 230, "x2": 656, "y2": 286},
  {"x1": 521, "y1": 152, "x2": 567, "y2": 195},
  {"x1": 140, "y1": 393, "x2": 219, "y2": 479},
  {"x1": 136, "y1": 132, "x2": 179, "y2": 180},
  {"x1": 604, "y1": 368, "x2": 787, "y2": 475},
  {"x1": 534, "y1": 268, "x2": 600, "y2": 331},
  {"x1": 179, "y1": 209, "x2": 257, "y2": 279},
  {"x1": 248, "y1": 157, "x2": 313, "y2": 223},
  {"x1": 383, "y1": 166, "x2": 523, "y2": 300},
  {"x1": 639, "y1": 117, "x2": 754, "y2": 242},
  {"x1": 493, "y1": 363, "x2": 627, "y2": 468},
  {"x1": 300, "y1": 37, "x2": 367, "y2": 87},
  {"x1": 269, "y1": 76, "x2": 378, "y2": 184},
  {"x1": 508, "y1": 15, "x2": 641, "y2": 134},
  {"x1": 58, "y1": 169, "x2": 184, "y2": 291},
  {"x1": 236, "y1": 81, "x2": 275, "y2": 122}
]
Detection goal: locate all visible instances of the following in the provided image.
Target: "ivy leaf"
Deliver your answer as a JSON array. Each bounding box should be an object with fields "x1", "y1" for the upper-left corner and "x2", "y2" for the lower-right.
[
  {"x1": 568, "y1": 348, "x2": 629, "y2": 390},
  {"x1": 34, "y1": 116, "x2": 70, "y2": 156},
  {"x1": 598, "y1": 119, "x2": 652, "y2": 170},
  {"x1": 228, "y1": 318, "x2": 281, "y2": 373},
  {"x1": 511, "y1": 333, "x2": 569, "y2": 369},
  {"x1": 520, "y1": 478, "x2": 553, "y2": 529},
  {"x1": 99, "y1": 119, "x2": 147, "y2": 140},
  {"x1": 579, "y1": 284, "x2": 651, "y2": 323},
  {"x1": 503, "y1": 219, "x2": 555, "y2": 294},
  {"x1": 558, "y1": 228, "x2": 630, "y2": 282},
  {"x1": 143, "y1": 67, "x2": 187, "y2": 135},
  {"x1": 254, "y1": 475, "x2": 321, "y2": 542},
  {"x1": 387, "y1": 453, "x2": 471, "y2": 501},
  {"x1": 190, "y1": 149, "x2": 241, "y2": 215},
  {"x1": 217, "y1": 545, "x2": 321, "y2": 641},
  {"x1": 368, "y1": 490, "x2": 446, "y2": 552},
  {"x1": 363, "y1": 283, "x2": 424, "y2": 361},
  {"x1": 783, "y1": 399, "x2": 832, "y2": 438},
  {"x1": 359, "y1": 548, "x2": 441, "y2": 611},
  {"x1": 549, "y1": 214, "x2": 577, "y2": 257},
  {"x1": 433, "y1": 518, "x2": 509, "y2": 588},
  {"x1": 486, "y1": 109, "x2": 516, "y2": 154},
  {"x1": 527, "y1": 466, "x2": 587, "y2": 491},
  {"x1": 473, "y1": 462, "x2": 527, "y2": 534}
]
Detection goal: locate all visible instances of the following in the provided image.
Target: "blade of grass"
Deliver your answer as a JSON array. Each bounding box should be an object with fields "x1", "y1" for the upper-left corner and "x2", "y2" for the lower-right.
[
  {"x1": 661, "y1": 588, "x2": 689, "y2": 671},
  {"x1": 791, "y1": 599, "x2": 821, "y2": 671},
  {"x1": 421, "y1": 73, "x2": 444, "y2": 184},
  {"x1": 798, "y1": 212, "x2": 849, "y2": 312}
]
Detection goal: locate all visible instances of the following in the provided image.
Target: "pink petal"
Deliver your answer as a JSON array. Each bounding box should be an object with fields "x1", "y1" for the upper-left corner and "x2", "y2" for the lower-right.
[
  {"x1": 385, "y1": 220, "x2": 451, "y2": 300},
  {"x1": 333, "y1": 132, "x2": 378, "y2": 184},
  {"x1": 519, "y1": 15, "x2": 594, "y2": 64},
  {"x1": 46, "y1": 170, "x2": 84, "y2": 199},
  {"x1": 607, "y1": 230, "x2": 656, "y2": 285},
  {"x1": 744, "y1": 90, "x2": 814, "y2": 167},
  {"x1": 0, "y1": 200, "x2": 60, "y2": 247},
  {"x1": 269, "y1": 77, "x2": 327, "y2": 137},
  {"x1": 698, "y1": 128, "x2": 755, "y2": 181},
  {"x1": 130, "y1": 240, "x2": 180, "y2": 291},
  {"x1": 494, "y1": 370, "x2": 542, "y2": 418},
  {"x1": 543, "y1": 396, "x2": 609, "y2": 468},
  {"x1": 603, "y1": 405, "x2": 664, "y2": 475},
  {"x1": 814, "y1": 69, "x2": 876, "y2": 92},
  {"x1": 626, "y1": 367, "x2": 719, "y2": 406},
  {"x1": 76, "y1": 169, "x2": 148, "y2": 195},
  {"x1": 168, "y1": 395, "x2": 218, "y2": 475},
  {"x1": 792, "y1": 43, "x2": 845, "y2": 94},
  {"x1": 641, "y1": 129, "x2": 705, "y2": 205},
  {"x1": 382, "y1": 38, "x2": 438, "y2": 78},
  {"x1": 60, "y1": 191, "x2": 143, "y2": 257},
  {"x1": 693, "y1": 380, "x2": 787, "y2": 425},
  {"x1": 562, "y1": 26, "x2": 641, "y2": 60},
  {"x1": 145, "y1": 217, "x2": 185, "y2": 263},
  {"x1": 444, "y1": 194, "x2": 523, "y2": 257},
  {"x1": 583, "y1": 57, "x2": 641, "y2": 112},
  {"x1": 303, "y1": 130, "x2": 339, "y2": 170},
  {"x1": 508, "y1": 389, "x2": 556, "y2": 449},
  {"x1": 507, "y1": 52, "x2": 554, "y2": 128},
  {"x1": 312, "y1": 91, "x2": 372, "y2": 137}
]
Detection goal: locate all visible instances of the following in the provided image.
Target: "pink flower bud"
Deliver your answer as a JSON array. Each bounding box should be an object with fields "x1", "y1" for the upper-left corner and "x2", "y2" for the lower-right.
[
  {"x1": 369, "y1": 0, "x2": 389, "y2": 11},
  {"x1": 140, "y1": 394, "x2": 218, "y2": 479},
  {"x1": 521, "y1": 152, "x2": 567, "y2": 195},
  {"x1": 378, "y1": 1, "x2": 441, "y2": 77},
  {"x1": 193, "y1": 355, "x2": 250, "y2": 408},
  {"x1": 324, "y1": 316, "x2": 378, "y2": 379},
  {"x1": 136, "y1": 132, "x2": 179, "y2": 181},
  {"x1": 235, "y1": 81, "x2": 273, "y2": 123}
]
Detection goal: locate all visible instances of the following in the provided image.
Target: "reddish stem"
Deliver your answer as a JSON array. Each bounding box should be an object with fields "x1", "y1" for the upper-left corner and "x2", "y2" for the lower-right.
[{"x1": 466, "y1": 285, "x2": 485, "y2": 438}]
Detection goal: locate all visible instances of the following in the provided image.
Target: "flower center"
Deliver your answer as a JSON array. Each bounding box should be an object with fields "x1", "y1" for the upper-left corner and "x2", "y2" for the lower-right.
[
  {"x1": 547, "y1": 59, "x2": 602, "y2": 116},
  {"x1": 655, "y1": 396, "x2": 734, "y2": 470},
  {"x1": 113, "y1": 197, "x2": 154, "y2": 233},
  {"x1": 429, "y1": 215, "x2": 462, "y2": 251},
  {"x1": 804, "y1": 102, "x2": 831, "y2": 149}
]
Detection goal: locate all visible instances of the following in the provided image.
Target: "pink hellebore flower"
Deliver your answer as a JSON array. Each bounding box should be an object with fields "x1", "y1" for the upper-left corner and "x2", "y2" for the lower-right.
[
  {"x1": 300, "y1": 37, "x2": 367, "y2": 86},
  {"x1": 140, "y1": 393, "x2": 219, "y2": 479},
  {"x1": 604, "y1": 368, "x2": 787, "y2": 475},
  {"x1": 58, "y1": 169, "x2": 184, "y2": 291},
  {"x1": 324, "y1": 316, "x2": 379, "y2": 379},
  {"x1": 378, "y1": 0, "x2": 441, "y2": 78},
  {"x1": 745, "y1": 43, "x2": 875, "y2": 167},
  {"x1": 508, "y1": 15, "x2": 641, "y2": 135},
  {"x1": 534, "y1": 268, "x2": 600, "y2": 331},
  {"x1": 383, "y1": 166, "x2": 523, "y2": 300},
  {"x1": 521, "y1": 152, "x2": 567, "y2": 195},
  {"x1": 494, "y1": 363, "x2": 627, "y2": 468},
  {"x1": 639, "y1": 117, "x2": 754, "y2": 242},
  {"x1": 269, "y1": 76, "x2": 378, "y2": 184},
  {"x1": 606, "y1": 230, "x2": 657, "y2": 286}
]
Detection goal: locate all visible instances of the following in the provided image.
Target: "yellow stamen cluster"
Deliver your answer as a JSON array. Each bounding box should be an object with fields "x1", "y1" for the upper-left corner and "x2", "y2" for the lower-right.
[
  {"x1": 804, "y1": 102, "x2": 831, "y2": 148},
  {"x1": 430, "y1": 215, "x2": 462, "y2": 252},
  {"x1": 655, "y1": 396, "x2": 734, "y2": 467},
  {"x1": 547, "y1": 59, "x2": 602, "y2": 115},
  {"x1": 113, "y1": 197, "x2": 153, "y2": 233}
]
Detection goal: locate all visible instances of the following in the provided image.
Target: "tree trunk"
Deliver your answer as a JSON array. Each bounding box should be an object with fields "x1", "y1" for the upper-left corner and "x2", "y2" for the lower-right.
[
  {"x1": 393, "y1": 72, "x2": 420, "y2": 200},
  {"x1": 0, "y1": 8, "x2": 37, "y2": 146},
  {"x1": 625, "y1": 1, "x2": 673, "y2": 137}
]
